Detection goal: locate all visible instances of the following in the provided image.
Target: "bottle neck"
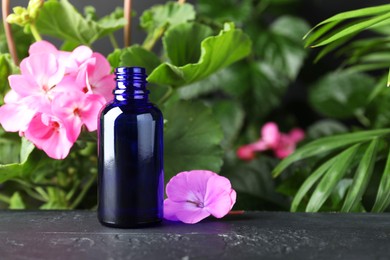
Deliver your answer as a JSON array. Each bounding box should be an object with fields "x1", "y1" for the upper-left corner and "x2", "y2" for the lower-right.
[{"x1": 114, "y1": 67, "x2": 149, "y2": 102}]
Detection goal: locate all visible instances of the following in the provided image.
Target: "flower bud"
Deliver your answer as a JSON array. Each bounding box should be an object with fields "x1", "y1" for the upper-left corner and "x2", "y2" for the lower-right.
[{"x1": 28, "y1": 0, "x2": 44, "y2": 20}]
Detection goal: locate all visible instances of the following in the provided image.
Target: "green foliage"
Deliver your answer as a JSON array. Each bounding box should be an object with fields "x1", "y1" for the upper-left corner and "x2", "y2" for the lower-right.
[
  {"x1": 148, "y1": 23, "x2": 252, "y2": 87},
  {"x1": 309, "y1": 71, "x2": 375, "y2": 119},
  {"x1": 36, "y1": 0, "x2": 126, "y2": 46},
  {"x1": 141, "y1": 1, "x2": 195, "y2": 50},
  {"x1": 274, "y1": 129, "x2": 390, "y2": 212},
  {"x1": 163, "y1": 101, "x2": 224, "y2": 181}
]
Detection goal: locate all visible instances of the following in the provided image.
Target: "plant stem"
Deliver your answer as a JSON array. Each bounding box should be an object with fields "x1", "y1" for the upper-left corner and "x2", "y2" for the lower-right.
[
  {"x1": 109, "y1": 33, "x2": 119, "y2": 49},
  {"x1": 2, "y1": 0, "x2": 19, "y2": 65},
  {"x1": 69, "y1": 174, "x2": 96, "y2": 209},
  {"x1": 124, "y1": 0, "x2": 132, "y2": 47},
  {"x1": 157, "y1": 86, "x2": 174, "y2": 105},
  {"x1": 30, "y1": 23, "x2": 42, "y2": 41}
]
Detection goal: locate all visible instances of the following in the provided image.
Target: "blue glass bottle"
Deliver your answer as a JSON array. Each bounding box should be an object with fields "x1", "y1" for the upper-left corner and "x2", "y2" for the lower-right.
[{"x1": 97, "y1": 67, "x2": 164, "y2": 228}]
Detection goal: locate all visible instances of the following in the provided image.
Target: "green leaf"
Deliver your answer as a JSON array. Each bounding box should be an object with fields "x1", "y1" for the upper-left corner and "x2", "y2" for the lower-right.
[
  {"x1": 0, "y1": 132, "x2": 21, "y2": 165},
  {"x1": 163, "y1": 22, "x2": 213, "y2": 66},
  {"x1": 341, "y1": 138, "x2": 378, "y2": 212},
  {"x1": 291, "y1": 156, "x2": 337, "y2": 211},
  {"x1": 306, "y1": 144, "x2": 359, "y2": 212},
  {"x1": 306, "y1": 120, "x2": 348, "y2": 139},
  {"x1": 163, "y1": 101, "x2": 224, "y2": 181},
  {"x1": 0, "y1": 137, "x2": 36, "y2": 183},
  {"x1": 140, "y1": 1, "x2": 195, "y2": 50},
  {"x1": 148, "y1": 23, "x2": 252, "y2": 87},
  {"x1": 309, "y1": 71, "x2": 375, "y2": 119},
  {"x1": 312, "y1": 12, "x2": 390, "y2": 47},
  {"x1": 0, "y1": 54, "x2": 19, "y2": 105},
  {"x1": 36, "y1": 0, "x2": 125, "y2": 45},
  {"x1": 225, "y1": 157, "x2": 288, "y2": 210},
  {"x1": 255, "y1": 16, "x2": 309, "y2": 80},
  {"x1": 9, "y1": 192, "x2": 26, "y2": 209},
  {"x1": 197, "y1": 0, "x2": 252, "y2": 24},
  {"x1": 107, "y1": 48, "x2": 122, "y2": 70},
  {"x1": 372, "y1": 147, "x2": 390, "y2": 212},
  {"x1": 273, "y1": 129, "x2": 390, "y2": 177},
  {"x1": 96, "y1": 7, "x2": 127, "y2": 38},
  {"x1": 211, "y1": 100, "x2": 245, "y2": 149},
  {"x1": 222, "y1": 61, "x2": 288, "y2": 118},
  {"x1": 304, "y1": 4, "x2": 390, "y2": 43},
  {"x1": 141, "y1": 1, "x2": 195, "y2": 32},
  {"x1": 119, "y1": 45, "x2": 162, "y2": 74}
]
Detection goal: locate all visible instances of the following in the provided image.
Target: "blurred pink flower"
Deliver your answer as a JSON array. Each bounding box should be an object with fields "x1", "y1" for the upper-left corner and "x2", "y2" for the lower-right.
[
  {"x1": 0, "y1": 40, "x2": 114, "y2": 160},
  {"x1": 237, "y1": 122, "x2": 305, "y2": 160},
  {"x1": 164, "y1": 170, "x2": 236, "y2": 224}
]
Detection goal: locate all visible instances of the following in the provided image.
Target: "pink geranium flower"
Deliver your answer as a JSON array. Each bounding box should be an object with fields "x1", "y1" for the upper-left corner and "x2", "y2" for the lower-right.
[
  {"x1": 164, "y1": 170, "x2": 237, "y2": 224},
  {"x1": 0, "y1": 40, "x2": 114, "y2": 160},
  {"x1": 51, "y1": 91, "x2": 106, "y2": 142},
  {"x1": 237, "y1": 122, "x2": 305, "y2": 160},
  {"x1": 24, "y1": 113, "x2": 73, "y2": 159}
]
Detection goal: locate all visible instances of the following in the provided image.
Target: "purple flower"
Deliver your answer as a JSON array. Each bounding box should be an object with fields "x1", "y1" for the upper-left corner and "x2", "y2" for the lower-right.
[{"x1": 164, "y1": 170, "x2": 237, "y2": 224}]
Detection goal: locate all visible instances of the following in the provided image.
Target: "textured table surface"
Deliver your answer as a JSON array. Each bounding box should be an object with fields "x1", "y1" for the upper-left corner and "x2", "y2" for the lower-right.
[{"x1": 0, "y1": 211, "x2": 389, "y2": 260}]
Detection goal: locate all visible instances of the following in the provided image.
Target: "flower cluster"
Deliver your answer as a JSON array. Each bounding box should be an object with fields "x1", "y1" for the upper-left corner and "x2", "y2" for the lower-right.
[
  {"x1": 237, "y1": 122, "x2": 305, "y2": 160},
  {"x1": 164, "y1": 170, "x2": 236, "y2": 224},
  {"x1": 0, "y1": 41, "x2": 114, "y2": 159}
]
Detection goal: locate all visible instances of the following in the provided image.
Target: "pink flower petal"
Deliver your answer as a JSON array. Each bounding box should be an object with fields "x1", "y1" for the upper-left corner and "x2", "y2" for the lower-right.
[
  {"x1": 21, "y1": 53, "x2": 64, "y2": 90},
  {"x1": 28, "y1": 40, "x2": 58, "y2": 55},
  {"x1": 89, "y1": 74, "x2": 115, "y2": 102},
  {"x1": 165, "y1": 199, "x2": 211, "y2": 224},
  {"x1": 80, "y1": 94, "x2": 106, "y2": 131},
  {"x1": 164, "y1": 170, "x2": 236, "y2": 224},
  {"x1": 236, "y1": 145, "x2": 256, "y2": 160},
  {"x1": 0, "y1": 102, "x2": 35, "y2": 132},
  {"x1": 4, "y1": 89, "x2": 22, "y2": 103},
  {"x1": 8, "y1": 75, "x2": 41, "y2": 97},
  {"x1": 163, "y1": 199, "x2": 180, "y2": 221},
  {"x1": 25, "y1": 113, "x2": 74, "y2": 159},
  {"x1": 204, "y1": 175, "x2": 236, "y2": 218},
  {"x1": 289, "y1": 128, "x2": 305, "y2": 142},
  {"x1": 273, "y1": 135, "x2": 295, "y2": 159},
  {"x1": 261, "y1": 122, "x2": 280, "y2": 148}
]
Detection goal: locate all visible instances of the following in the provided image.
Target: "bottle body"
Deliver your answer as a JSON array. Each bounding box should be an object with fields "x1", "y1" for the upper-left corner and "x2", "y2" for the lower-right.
[{"x1": 97, "y1": 67, "x2": 164, "y2": 228}]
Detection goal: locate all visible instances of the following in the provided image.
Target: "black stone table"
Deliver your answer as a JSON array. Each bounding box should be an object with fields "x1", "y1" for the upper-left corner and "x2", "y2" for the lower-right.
[{"x1": 1, "y1": 211, "x2": 390, "y2": 259}]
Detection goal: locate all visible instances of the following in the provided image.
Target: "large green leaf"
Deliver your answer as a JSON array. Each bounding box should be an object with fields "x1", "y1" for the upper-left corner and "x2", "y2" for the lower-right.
[
  {"x1": 254, "y1": 16, "x2": 309, "y2": 80},
  {"x1": 306, "y1": 144, "x2": 359, "y2": 212},
  {"x1": 147, "y1": 23, "x2": 252, "y2": 87},
  {"x1": 309, "y1": 71, "x2": 375, "y2": 119},
  {"x1": 140, "y1": 1, "x2": 195, "y2": 34},
  {"x1": 0, "y1": 138, "x2": 36, "y2": 183},
  {"x1": 163, "y1": 22, "x2": 213, "y2": 67},
  {"x1": 119, "y1": 45, "x2": 162, "y2": 74},
  {"x1": 306, "y1": 120, "x2": 348, "y2": 139},
  {"x1": 0, "y1": 25, "x2": 33, "y2": 60},
  {"x1": 222, "y1": 61, "x2": 288, "y2": 117},
  {"x1": 197, "y1": 0, "x2": 252, "y2": 24},
  {"x1": 223, "y1": 156, "x2": 288, "y2": 210},
  {"x1": 0, "y1": 54, "x2": 19, "y2": 105},
  {"x1": 140, "y1": 1, "x2": 195, "y2": 50},
  {"x1": 211, "y1": 100, "x2": 245, "y2": 149},
  {"x1": 273, "y1": 129, "x2": 390, "y2": 177},
  {"x1": 36, "y1": 0, "x2": 125, "y2": 45},
  {"x1": 163, "y1": 101, "x2": 224, "y2": 181},
  {"x1": 341, "y1": 138, "x2": 378, "y2": 212}
]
